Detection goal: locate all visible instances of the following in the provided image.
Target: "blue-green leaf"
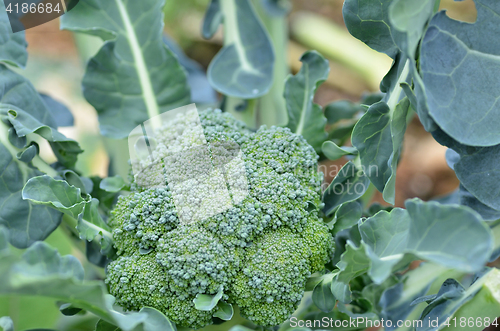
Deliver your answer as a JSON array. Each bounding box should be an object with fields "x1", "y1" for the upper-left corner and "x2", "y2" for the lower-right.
[
  {"x1": 0, "y1": 2, "x2": 27, "y2": 68},
  {"x1": 322, "y1": 161, "x2": 370, "y2": 215},
  {"x1": 421, "y1": 0, "x2": 500, "y2": 146},
  {"x1": 202, "y1": 0, "x2": 222, "y2": 39},
  {"x1": 39, "y1": 94, "x2": 74, "y2": 128},
  {"x1": 351, "y1": 102, "x2": 392, "y2": 192},
  {"x1": 0, "y1": 125, "x2": 62, "y2": 248},
  {"x1": 207, "y1": 0, "x2": 275, "y2": 98},
  {"x1": 61, "y1": 0, "x2": 190, "y2": 139},
  {"x1": 329, "y1": 200, "x2": 363, "y2": 234},
  {"x1": 343, "y1": 0, "x2": 404, "y2": 59},
  {"x1": 312, "y1": 273, "x2": 336, "y2": 312},
  {"x1": 3, "y1": 105, "x2": 82, "y2": 168},
  {"x1": 285, "y1": 50, "x2": 329, "y2": 151},
  {"x1": 0, "y1": 67, "x2": 57, "y2": 128},
  {"x1": 405, "y1": 199, "x2": 493, "y2": 272},
  {"x1": 359, "y1": 208, "x2": 410, "y2": 284}
]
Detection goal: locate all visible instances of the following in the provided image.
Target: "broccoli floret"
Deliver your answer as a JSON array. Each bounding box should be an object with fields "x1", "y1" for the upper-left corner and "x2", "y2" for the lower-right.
[
  {"x1": 230, "y1": 228, "x2": 311, "y2": 326},
  {"x1": 156, "y1": 224, "x2": 240, "y2": 298},
  {"x1": 105, "y1": 109, "x2": 334, "y2": 329},
  {"x1": 105, "y1": 254, "x2": 214, "y2": 329},
  {"x1": 108, "y1": 189, "x2": 178, "y2": 255}
]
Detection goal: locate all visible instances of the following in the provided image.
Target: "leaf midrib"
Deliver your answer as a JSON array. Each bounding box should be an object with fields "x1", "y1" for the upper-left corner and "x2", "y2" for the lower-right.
[{"x1": 115, "y1": 0, "x2": 160, "y2": 124}]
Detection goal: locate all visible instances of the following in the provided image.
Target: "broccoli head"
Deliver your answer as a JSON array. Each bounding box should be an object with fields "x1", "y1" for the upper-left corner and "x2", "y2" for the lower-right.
[{"x1": 105, "y1": 109, "x2": 334, "y2": 328}]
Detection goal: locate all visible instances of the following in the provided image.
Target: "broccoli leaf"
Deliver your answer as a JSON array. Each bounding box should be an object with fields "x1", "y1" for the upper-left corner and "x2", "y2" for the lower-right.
[
  {"x1": 0, "y1": 123, "x2": 62, "y2": 248},
  {"x1": 359, "y1": 208, "x2": 410, "y2": 284},
  {"x1": 194, "y1": 285, "x2": 223, "y2": 311},
  {"x1": 23, "y1": 176, "x2": 114, "y2": 255},
  {"x1": 2, "y1": 105, "x2": 82, "y2": 168},
  {"x1": 213, "y1": 301, "x2": 234, "y2": 320},
  {"x1": 207, "y1": 0, "x2": 275, "y2": 99},
  {"x1": 351, "y1": 102, "x2": 392, "y2": 192},
  {"x1": 0, "y1": 227, "x2": 175, "y2": 331},
  {"x1": 312, "y1": 273, "x2": 337, "y2": 312},
  {"x1": 22, "y1": 176, "x2": 86, "y2": 219},
  {"x1": 322, "y1": 161, "x2": 370, "y2": 215},
  {"x1": 389, "y1": 0, "x2": 436, "y2": 58},
  {"x1": 382, "y1": 97, "x2": 410, "y2": 204},
  {"x1": 0, "y1": 2, "x2": 27, "y2": 69},
  {"x1": 351, "y1": 58, "x2": 411, "y2": 204},
  {"x1": 285, "y1": 50, "x2": 329, "y2": 151},
  {"x1": 99, "y1": 175, "x2": 126, "y2": 193},
  {"x1": 202, "y1": 0, "x2": 222, "y2": 39},
  {"x1": 343, "y1": 0, "x2": 403, "y2": 59},
  {"x1": 0, "y1": 67, "x2": 58, "y2": 128},
  {"x1": 61, "y1": 0, "x2": 190, "y2": 139},
  {"x1": 405, "y1": 199, "x2": 493, "y2": 272},
  {"x1": 328, "y1": 200, "x2": 363, "y2": 234},
  {"x1": 322, "y1": 141, "x2": 357, "y2": 161},
  {"x1": 421, "y1": 0, "x2": 500, "y2": 146},
  {"x1": 39, "y1": 94, "x2": 74, "y2": 128}
]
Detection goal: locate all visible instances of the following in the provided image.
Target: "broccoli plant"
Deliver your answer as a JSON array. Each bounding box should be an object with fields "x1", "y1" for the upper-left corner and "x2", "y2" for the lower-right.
[{"x1": 1, "y1": 0, "x2": 500, "y2": 330}]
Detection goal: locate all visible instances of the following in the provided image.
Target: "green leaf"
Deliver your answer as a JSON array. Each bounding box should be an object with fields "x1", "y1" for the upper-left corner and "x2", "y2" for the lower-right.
[
  {"x1": 322, "y1": 141, "x2": 357, "y2": 161},
  {"x1": 323, "y1": 161, "x2": 370, "y2": 215},
  {"x1": 359, "y1": 208, "x2": 410, "y2": 284},
  {"x1": 433, "y1": 128, "x2": 500, "y2": 211},
  {"x1": 343, "y1": 0, "x2": 404, "y2": 58},
  {"x1": 351, "y1": 102, "x2": 392, "y2": 192},
  {"x1": 405, "y1": 199, "x2": 493, "y2": 272},
  {"x1": 285, "y1": 50, "x2": 329, "y2": 151},
  {"x1": 100, "y1": 176, "x2": 126, "y2": 193},
  {"x1": 0, "y1": 229, "x2": 175, "y2": 331},
  {"x1": 382, "y1": 97, "x2": 410, "y2": 204},
  {"x1": 2, "y1": 105, "x2": 82, "y2": 168},
  {"x1": 455, "y1": 145, "x2": 500, "y2": 211},
  {"x1": 336, "y1": 241, "x2": 371, "y2": 292},
  {"x1": 421, "y1": 0, "x2": 500, "y2": 146},
  {"x1": 208, "y1": 0, "x2": 275, "y2": 98},
  {"x1": 202, "y1": 0, "x2": 222, "y2": 39},
  {"x1": 0, "y1": 67, "x2": 58, "y2": 128},
  {"x1": 213, "y1": 301, "x2": 233, "y2": 320},
  {"x1": 0, "y1": 316, "x2": 13, "y2": 331},
  {"x1": 312, "y1": 273, "x2": 336, "y2": 312},
  {"x1": 61, "y1": 0, "x2": 190, "y2": 139},
  {"x1": 22, "y1": 175, "x2": 86, "y2": 219},
  {"x1": 0, "y1": 3, "x2": 27, "y2": 68},
  {"x1": 389, "y1": 0, "x2": 436, "y2": 58},
  {"x1": 324, "y1": 100, "x2": 363, "y2": 125},
  {"x1": 0, "y1": 124, "x2": 62, "y2": 248},
  {"x1": 194, "y1": 285, "x2": 223, "y2": 311},
  {"x1": 329, "y1": 200, "x2": 363, "y2": 234},
  {"x1": 39, "y1": 94, "x2": 74, "y2": 128},
  {"x1": 77, "y1": 199, "x2": 112, "y2": 239}
]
